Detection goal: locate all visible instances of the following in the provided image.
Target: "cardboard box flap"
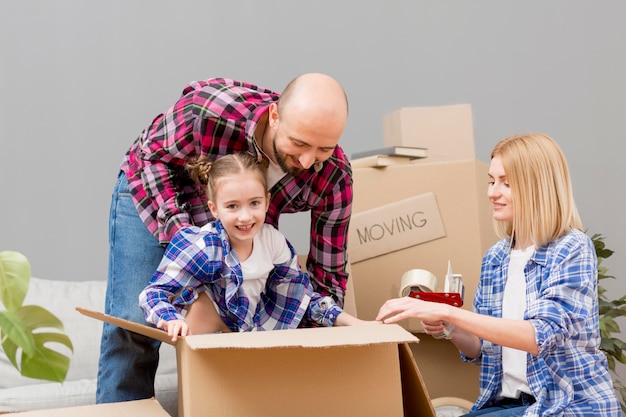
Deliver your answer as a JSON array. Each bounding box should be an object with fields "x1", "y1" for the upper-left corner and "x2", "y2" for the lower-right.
[
  {"x1": 76, "y1": 307, "x2": 175, "y2": 345},
  {"x1": 76, "y1": 307, "x2": 418, "y2": 349},
  {"x1": 2, "y1": 398, "x2": 170, "y2": 416},
  {"x1": 184, "y1": 322, "x2": 418, "y2": 350},
  {"x1": 399, "y1": 343, "x2": 437, "y2": 417}
]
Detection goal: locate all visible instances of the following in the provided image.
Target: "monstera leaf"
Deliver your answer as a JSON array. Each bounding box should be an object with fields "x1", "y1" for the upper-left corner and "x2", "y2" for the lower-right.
[{"x1": 0, "y1": 251, "x2": 73, "y2": 382}]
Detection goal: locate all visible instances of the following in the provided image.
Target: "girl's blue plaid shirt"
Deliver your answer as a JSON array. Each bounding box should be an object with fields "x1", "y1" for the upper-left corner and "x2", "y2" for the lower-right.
[{"x1": 139, "y1": 221, "x2": 343, "y2": 332}]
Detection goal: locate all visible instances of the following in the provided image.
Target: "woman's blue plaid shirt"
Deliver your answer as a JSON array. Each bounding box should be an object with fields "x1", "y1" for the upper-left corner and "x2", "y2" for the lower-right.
[{"x1": 465, "y1": 229, "x2": 620, "y2": 416}]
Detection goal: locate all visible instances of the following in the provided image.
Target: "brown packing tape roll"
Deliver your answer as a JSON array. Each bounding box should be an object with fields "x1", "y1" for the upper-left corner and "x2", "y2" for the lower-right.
[{"x1": 399, "y1": 269, "x2": 438, "y2": 297}]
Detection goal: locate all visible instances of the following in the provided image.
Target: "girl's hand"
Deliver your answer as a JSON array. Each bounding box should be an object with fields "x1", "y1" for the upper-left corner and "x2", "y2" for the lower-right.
[
  {"x1": 334, "y1": 312, "x2": 382, "y2": 326},
  {"x1": 157, "y1": 319, "x2": 189, "y2": 342}
]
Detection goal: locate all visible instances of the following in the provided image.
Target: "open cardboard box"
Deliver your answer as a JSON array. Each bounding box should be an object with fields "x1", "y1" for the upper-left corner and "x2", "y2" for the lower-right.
[
  {"x1": 0, "y1": 398, "x2": 170, "y2": 416},
  {"x1": 76, "y1": 308, "x2": 437, "y2": 417}
]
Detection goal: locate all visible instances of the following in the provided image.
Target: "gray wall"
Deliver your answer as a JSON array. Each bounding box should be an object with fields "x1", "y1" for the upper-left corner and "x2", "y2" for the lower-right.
[{"x1": 2, "y1": 2, "x2": 624, "y2": 296}]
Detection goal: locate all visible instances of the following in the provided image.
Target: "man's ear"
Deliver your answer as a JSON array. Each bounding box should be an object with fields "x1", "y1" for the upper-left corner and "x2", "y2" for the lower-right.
[
  {"x1": 268, "y1": 102, "x2": 280, "y2": 128},
  {"x1": 208, "y1": 200, "x2": 219, "y2": 219}
]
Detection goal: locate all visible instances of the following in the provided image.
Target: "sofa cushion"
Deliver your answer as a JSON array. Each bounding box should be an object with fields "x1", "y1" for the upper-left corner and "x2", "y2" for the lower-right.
[
  {"x1": 0, "y1": 373, "x2": 178, "y2": 414},
  {"x1": 0, "y1": 277, "x2": 178, "y2": 414},
  {"x1": 0, "y1": 277, "x2": 109, "y2": 388}
]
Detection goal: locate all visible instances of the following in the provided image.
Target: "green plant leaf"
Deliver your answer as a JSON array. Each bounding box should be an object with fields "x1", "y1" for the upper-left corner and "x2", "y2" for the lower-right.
[
  {"x1": 17, "y1": 305, "x2": 67, "y2": 332},
  {"x1": 600, "y1": 337, "x2": 626, "y2": 361},
  {"x1": 1, "y1": 305, "x2": 73, "y2": 382},
  {"x1": 606, "y1": 308, "x2": 626, "y2": 320},
  {"x1": 612, "y1": 295, "x2": 626, "y2": 306},
  {"x1": 591, "y1": 233, "x2": 626, "y2": 410},
  {"x1": 0, "y1": 251, "x2": 30, "y2": 312},
  {"x1": 0, "y1": 310, "x2": 36, "y2": 360},
  {"x1": 19, "y1": 332, "x2": 72, "y2": 382},
  {"x1": 0, "y1": 251, "x2": 73, "y2": 383}
]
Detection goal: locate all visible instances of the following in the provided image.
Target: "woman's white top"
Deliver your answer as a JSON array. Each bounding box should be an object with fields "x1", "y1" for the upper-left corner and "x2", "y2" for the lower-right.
[{"x1": 500, "y1": 245, "x2": 534, "y2": 399}]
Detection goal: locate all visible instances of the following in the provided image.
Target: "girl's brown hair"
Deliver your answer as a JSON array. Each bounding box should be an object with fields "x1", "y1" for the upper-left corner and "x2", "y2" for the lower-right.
[{"x1": 186, "y1": 152, "x2": 268, "y2": 202}]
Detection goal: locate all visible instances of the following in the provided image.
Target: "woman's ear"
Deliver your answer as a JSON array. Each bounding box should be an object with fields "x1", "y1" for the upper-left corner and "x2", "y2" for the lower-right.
[{"x1": 208, "y1": 200, "x2": 219, "y2": 219}]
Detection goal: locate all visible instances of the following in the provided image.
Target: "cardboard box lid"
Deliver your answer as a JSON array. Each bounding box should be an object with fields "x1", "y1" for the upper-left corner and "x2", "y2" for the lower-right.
[
  {"x1": 398, "y1": 343, "x2": 438, "y2": 416},
  {"x1": 184, "y1": 322, "x2": 418, "y2": 350},
  {"x1": 76, "y1": 307, "x2": 175, "y2": 345},
  {"x1": 76, "y1": 307, "x2": 419, "y2": 349},
  {"x1": 1, "y1": 398, "x2": 170, "y2": 416}
]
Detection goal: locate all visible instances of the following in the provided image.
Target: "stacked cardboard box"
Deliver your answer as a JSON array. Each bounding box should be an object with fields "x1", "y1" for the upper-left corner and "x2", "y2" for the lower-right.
[{"x1": 349, "y1": 103, "x2": 498, "y2": 403}]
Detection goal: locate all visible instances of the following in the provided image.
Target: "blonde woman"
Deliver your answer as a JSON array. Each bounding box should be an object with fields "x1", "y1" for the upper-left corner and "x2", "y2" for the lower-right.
[{"x1": 377, "y1": 133, "x2": 620, "y2": 416}]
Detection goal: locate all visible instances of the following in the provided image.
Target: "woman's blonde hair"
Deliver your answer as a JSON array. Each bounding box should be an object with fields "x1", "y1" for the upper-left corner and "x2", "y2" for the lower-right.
[
  {"x1": 491, "y1": 133, "x2": 583, "y2": 247},
  {"x1": 186, "y1": 152, "x2": 268, "y2": 202}
]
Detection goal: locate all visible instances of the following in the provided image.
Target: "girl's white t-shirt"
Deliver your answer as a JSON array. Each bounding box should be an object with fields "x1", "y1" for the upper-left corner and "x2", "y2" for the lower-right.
[
  {"x1": 500, "y1": 245, "x2": 534, "y2": 399},
  {"x1": 239, "y1": 224, "x2": 291, "y2": 314}
]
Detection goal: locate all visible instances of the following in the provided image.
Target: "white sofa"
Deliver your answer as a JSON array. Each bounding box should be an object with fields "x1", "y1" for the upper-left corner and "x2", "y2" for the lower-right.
[{"x1": 0, "y1": 277, "x2": 178, "y2": 416}]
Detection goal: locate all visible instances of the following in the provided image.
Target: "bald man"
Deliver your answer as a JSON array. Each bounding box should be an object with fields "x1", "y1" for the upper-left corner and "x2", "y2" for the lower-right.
[{"x1": 97, "y1": 74, "x2": 353, "y2": 404}]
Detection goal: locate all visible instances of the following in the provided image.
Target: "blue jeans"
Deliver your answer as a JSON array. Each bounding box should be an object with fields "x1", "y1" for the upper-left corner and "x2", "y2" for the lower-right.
[
  {"x1": 96, "y1": 172, "x2": 166, "y2": 403},
  {"x1": 462, "y1": 393, "x2": 535, "y2": 416}
]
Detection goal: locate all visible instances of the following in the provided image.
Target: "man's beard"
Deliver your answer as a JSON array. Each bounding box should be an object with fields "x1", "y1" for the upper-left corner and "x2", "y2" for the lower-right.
[{"x1": 273, "y1": 139, "x2": 304, "y2": 176}]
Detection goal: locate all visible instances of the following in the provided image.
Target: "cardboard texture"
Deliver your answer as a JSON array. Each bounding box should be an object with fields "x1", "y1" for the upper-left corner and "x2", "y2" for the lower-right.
[
  {"x1": 76, "y1": 308, "x2": 437, "y2": 417},
  {"x1": 350, "y1": 158, "x2": 497, "y2": 332},
  {"x1": 0, "y1": 398, "x2": 170, "y2": 416},
  {"x1": 383, "y1": 104, "x2": 475, "y2": 161},
  {"x1": 409, "y1": 337, "x2": 480, "y2": 404},
  {"x1": 349, "y1": 192, "x2": 446, "y2": 263}
]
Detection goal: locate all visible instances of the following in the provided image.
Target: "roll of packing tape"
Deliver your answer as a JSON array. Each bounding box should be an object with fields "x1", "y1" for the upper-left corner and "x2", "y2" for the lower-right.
[{"x1": 400, "y1": 269, "x2": 438, "y2": 297}]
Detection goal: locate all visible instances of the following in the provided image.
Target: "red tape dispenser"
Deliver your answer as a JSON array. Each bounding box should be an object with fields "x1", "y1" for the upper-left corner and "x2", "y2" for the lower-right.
[{"x1": 399, "y1": 261, "x2": 464, "y2": 307}]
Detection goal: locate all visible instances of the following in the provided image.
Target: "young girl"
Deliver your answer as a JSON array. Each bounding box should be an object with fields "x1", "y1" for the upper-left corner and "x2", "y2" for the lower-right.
[
  {"x1": 376, "y1": 133, "x2": 620, "y2": 416},
  {"x1": 139, "y1": 152, "x2": 366, "y2": 341}
]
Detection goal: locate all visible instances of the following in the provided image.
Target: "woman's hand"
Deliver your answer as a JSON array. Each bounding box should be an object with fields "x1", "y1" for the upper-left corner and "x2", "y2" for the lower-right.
[
  {"x1": 421, "y1": 320, "x2": 455, "y2": 339},
  {"x1": 376, "y1": 297, "x2": 450, "y2": 324}
]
